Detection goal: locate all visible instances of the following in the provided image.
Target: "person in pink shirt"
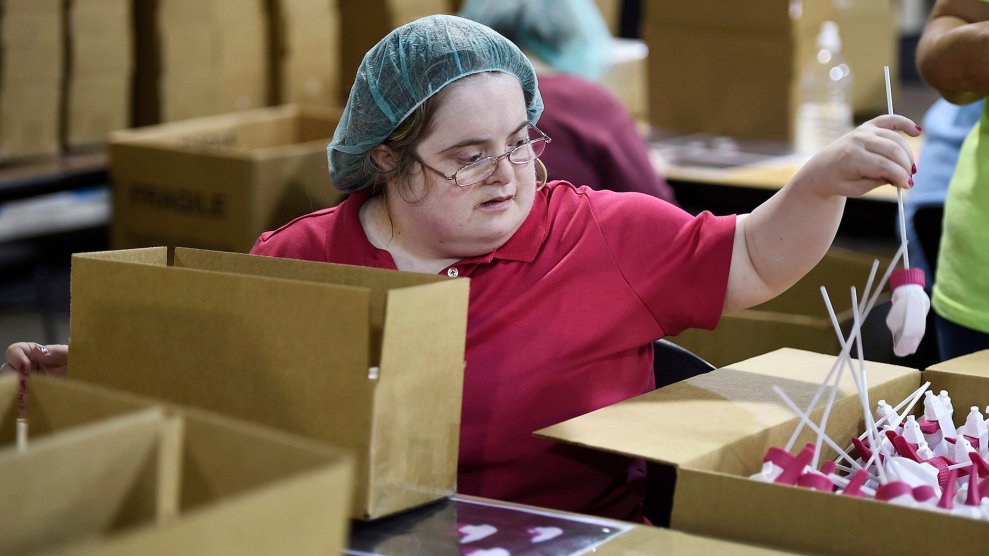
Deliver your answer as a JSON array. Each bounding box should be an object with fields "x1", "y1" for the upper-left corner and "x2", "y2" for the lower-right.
[{"x1": 6, "y1": 15, "x2": 919, "y2": 521}]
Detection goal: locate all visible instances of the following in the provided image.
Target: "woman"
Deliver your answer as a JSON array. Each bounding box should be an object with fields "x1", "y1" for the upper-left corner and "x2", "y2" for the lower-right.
[
  {"x1": 5, "y1": 15, "x2": 918, "y2": 521},
  {"x1": 916, "y1": 0, "x2": 989, "y2": 359}
]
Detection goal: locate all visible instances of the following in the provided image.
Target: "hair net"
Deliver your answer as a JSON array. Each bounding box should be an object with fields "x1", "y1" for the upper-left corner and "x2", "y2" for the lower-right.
[
  {"x1": 328, "y1": 15, "x2": 543, "y2": 193},
  {"x1": 459, "y1": 0, "x2": 613, "y2": 80}
]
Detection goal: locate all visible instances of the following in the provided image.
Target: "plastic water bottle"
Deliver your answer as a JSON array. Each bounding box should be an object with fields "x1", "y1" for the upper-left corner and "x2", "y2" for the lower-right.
[{"x1": 795, "y1": 21, "x2": 853, "y2": 155}]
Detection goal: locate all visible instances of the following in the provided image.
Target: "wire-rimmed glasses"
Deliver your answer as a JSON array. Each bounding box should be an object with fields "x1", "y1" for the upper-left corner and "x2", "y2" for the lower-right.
[{"x1": 418, "y1": 125, "x2": 551, "y2": 188}]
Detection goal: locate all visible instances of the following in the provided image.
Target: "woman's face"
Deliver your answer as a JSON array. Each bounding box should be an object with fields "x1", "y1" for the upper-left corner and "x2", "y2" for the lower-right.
[{"x1": 385, "y1": 72, "x2": 537, "y2": 259}]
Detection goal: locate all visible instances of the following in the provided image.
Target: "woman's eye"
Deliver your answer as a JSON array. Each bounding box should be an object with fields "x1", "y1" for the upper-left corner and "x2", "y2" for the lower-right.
[{"x1": 458, "y1": 151, "x2": 484, "y2": 165}]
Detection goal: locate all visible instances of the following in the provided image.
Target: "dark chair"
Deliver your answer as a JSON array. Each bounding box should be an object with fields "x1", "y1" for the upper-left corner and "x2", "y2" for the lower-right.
[{"x1": 643, "y1": 338, "x2": 716, "y2": 526}]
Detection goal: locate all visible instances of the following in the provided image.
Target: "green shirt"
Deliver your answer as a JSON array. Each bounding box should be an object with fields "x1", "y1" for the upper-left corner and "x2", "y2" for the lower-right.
[{"x1": 932, "y1": 101, "x2": 989, "y2": 333}]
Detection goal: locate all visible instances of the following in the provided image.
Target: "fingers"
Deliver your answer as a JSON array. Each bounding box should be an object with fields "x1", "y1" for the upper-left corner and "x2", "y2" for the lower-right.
[
  {"x1": 868, "y1": 114, "x2": 923, "y2": 137},
  {"x1": 861, "y1": 132, "x2": 914, "y2": 188},
  {"x1": 4, "y1": 342, "x2": 34, "y2": 374}
]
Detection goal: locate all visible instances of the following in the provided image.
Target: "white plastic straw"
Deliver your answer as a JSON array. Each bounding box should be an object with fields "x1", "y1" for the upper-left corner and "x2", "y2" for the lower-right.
[
  {"x1": 773, "y1": 385, "x2": 866, "y2": 472},
  {"x1": 885, "y1": 64, "x2": 910, "y2": 269}
]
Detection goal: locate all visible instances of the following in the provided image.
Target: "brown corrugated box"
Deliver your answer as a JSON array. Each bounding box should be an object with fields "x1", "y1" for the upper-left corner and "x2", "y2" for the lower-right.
[
  {"x1": 671, "y1": 248, "x2": 890, "y2": 368},
  {"x1": 133, "y1": 0, "x2": 268, "y2": 125},
  {"x1": 0, "y1": 374, "x2": 352, "y2": 555},
  {"x1": 0, "y1": 0, "x2": 62, "y2": 161},
  {"x1": 64, "y1": 0, "x2": 133, "y2": 150},
  {"x1": 68, "y1": 246, "x2": 469, "y2": 520},
  {"x1": 540, "y1": 348, "x2": 989, "y2": 555},
  {"x1": 337, "y1": 0, "x2": 454, "y2": 103},
  {"x1": 109, "y1": 104, "x2": 344, "y2": 253},
  {"x1": 645, "y1": 0, "x2": 897, "y2": 141},
  {"x1": 270, "y1": 0, "x2": 341, "y2": 107}
]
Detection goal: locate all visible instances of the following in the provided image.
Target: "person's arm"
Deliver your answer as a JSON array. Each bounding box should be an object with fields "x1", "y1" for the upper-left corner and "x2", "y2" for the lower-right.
[
  {"x1": 2, "y1": 343, "x2": 68, "y2": 376},
  {"x1": 917, "y1": 0, "x2": 989, "y2": 105},
  {"x1": 723, "y1": 115, "x2": 920, "y2": 313}
]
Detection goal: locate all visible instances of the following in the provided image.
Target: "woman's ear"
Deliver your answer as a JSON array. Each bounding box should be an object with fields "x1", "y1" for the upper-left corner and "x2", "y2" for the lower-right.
[{"x1": 370, "y1": 145, "x2": 398, "y2": 172}]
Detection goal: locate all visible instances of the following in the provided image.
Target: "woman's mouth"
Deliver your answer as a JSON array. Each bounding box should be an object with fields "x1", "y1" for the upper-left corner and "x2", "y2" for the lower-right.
[{"x1": 478, "y1": 195, "x2": 514, "y2": 210}]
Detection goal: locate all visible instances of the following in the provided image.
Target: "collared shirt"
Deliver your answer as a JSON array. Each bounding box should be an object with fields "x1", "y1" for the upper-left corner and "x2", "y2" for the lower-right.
[{"x1": 252, "y1": 181, "x2": 735, "y2": 520}]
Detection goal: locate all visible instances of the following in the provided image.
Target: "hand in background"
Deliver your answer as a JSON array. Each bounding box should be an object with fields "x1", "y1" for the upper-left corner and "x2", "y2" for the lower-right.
[{"x1": 2, "y1": 342, "x2": 68, "y2": 377}]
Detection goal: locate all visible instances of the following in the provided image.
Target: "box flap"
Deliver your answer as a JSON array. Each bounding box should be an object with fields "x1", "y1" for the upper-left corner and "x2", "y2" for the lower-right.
[
  {"x1": 537, "y1": 348, "x2": 918, "y2": 468},
  {"x1": 923, "y1": 350, "x2": 989, "y2": 424}
]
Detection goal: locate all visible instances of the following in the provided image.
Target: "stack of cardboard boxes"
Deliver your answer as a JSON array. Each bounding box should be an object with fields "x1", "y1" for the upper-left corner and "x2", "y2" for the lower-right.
[
  {"x1": 272, "y1": 0, "x2": 341, "y2": 107},
  {"x1": 645, "y1": 0, "x2": 898, "y2": 141},
  {"x1": 134, "y1": 0, "x2": 269, "y2": 125},
  {"x1": 0, "y1": 0, "x2": 63, "y2": 161},
  {"x1": 64, "y1": 0, "x2": 133, "y2": 150}
]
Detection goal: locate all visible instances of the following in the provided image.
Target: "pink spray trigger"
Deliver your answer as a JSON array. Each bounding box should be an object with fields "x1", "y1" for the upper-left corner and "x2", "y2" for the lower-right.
[{"x1": 885, "y1": 268, "x2": 929, "y2": 357}]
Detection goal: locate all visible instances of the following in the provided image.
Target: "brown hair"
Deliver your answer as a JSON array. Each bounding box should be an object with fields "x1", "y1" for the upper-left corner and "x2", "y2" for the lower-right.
[{"x1": 360, "y1": 98, "x2": 440, "y2": 202}]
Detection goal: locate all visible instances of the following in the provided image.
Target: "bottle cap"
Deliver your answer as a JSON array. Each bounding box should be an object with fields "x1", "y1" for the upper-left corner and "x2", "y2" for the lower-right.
[{"x1": 889, "y1": 268, "x2": 926, "y2": 290}]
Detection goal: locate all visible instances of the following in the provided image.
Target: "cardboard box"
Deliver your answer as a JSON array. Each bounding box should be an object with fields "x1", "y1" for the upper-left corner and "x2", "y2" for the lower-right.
[
  {"x1": 69, "y1": 246, "x2": 470, "y2": 519},
  {"x1": 0, "y1": 374, "x2": 353, "y2": 556},
  {"x1": 600, "y1": 38, "x2": 648, "y2": 122},
  {"x1": 133, "y1": 0, "x2": 269, "y2": 125},
  {"x1": 270, "y1": 0, "x2": 341, "y2": 107},
  {"x1": 0, "y1": 0, "x2": 63, "y2": 161},
  {"x1": 338, "y1": 0, "x2": 454, "y2": 103},
  {"x1": 109, "y1": 104, "x2": 346, "y2": 253},
  {"x1": 645, "y1": 0, "x2": 898, "y2": 141},
  {"x1": 670, "y1": 248, "x2": 891, "y2": 368},
  {"x1": 64, "y1": 0, "x2": 133, "y2": 150},
  {"x1": 539, "y1": 348, "x2": 989, "y2": 555}
]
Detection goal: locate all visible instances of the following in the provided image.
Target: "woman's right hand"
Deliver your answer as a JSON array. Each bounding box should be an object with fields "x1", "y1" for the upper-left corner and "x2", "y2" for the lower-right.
[{"x1": 2, "y1": 342, "x2": 68, "y2": 377}]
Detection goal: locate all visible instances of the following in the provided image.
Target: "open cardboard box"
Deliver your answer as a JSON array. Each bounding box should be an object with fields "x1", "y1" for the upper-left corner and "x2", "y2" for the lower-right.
[
  {"x1": 69, "y1": 246, "x2": 469, "y2": 519},
  {"x1": 671, "y1": 248, "x2": 892, "y2": 368},
  {"x1": 109, "y1": 104, "x2": 345, "y2": 253},
  {"x1": 539, "y1": 348, "x2": 989, "y2": 555},
  {"x1": 0, "y1": 375, "x2": 352, "y2": 556}
]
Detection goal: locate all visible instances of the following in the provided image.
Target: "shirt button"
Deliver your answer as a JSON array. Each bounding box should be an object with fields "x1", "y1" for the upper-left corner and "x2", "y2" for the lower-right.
[{"x1": 447, "y1": 267, "x2": 459, "y2": 278}]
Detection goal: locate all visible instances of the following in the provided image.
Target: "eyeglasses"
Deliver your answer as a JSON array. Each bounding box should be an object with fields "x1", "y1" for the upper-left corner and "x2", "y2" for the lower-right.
[{"x1": 417, "y1": 125, "x2": 551, "y2": 188}]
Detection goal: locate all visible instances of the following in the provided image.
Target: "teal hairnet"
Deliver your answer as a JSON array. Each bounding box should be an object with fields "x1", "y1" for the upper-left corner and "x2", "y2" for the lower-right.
[
  {"x1": 459, "y1": 0, "x2": 613, "y2": 80},
  {"x1": 328, "y1": 15, "x2": 543, "y2": 193}
]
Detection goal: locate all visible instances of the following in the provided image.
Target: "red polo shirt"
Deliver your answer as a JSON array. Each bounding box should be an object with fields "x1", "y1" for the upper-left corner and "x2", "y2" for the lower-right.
[{"x1": 252, "y1": 181, "x2": 735, "y2": 520}]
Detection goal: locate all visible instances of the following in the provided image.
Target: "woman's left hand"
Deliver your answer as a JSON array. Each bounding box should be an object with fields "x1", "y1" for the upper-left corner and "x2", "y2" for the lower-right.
[{"x1": 794, "y1": 114, "x2": 921, "y2": 199}]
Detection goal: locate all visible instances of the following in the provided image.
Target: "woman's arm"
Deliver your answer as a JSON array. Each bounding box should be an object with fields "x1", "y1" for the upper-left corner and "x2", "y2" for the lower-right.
[
  {"x1": 723, "y1": 115, "x2": 920, "y2": 313},
  {"x1": 917, "y1": 0, "x2": 989, "y2": 105}
]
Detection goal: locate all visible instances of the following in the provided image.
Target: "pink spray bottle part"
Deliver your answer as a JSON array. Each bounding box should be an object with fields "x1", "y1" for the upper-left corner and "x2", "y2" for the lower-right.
[
  {"x1": 775, "y1": 444, "x2": 815, "y2": 486},
  {"x1": 912, "y1": 485, "x2": 938, "y2": 504},
  {"x1": 841, "y1": 470, "x2": 870, "y2": 497},
  {"x1": 966, "y1": 464, "x2": 982, "y2": 506},
  {"x1": 937, "y1": 469, "x2": 959, "y2": 510},
  {"x1": 885, "y1": 268, "x2": 929, "y2": 357},
  {"x1": 969, "y1": 451, "x2": 989, "y2": 478},
  {"x1": 853, "y1": 437, "x2": 874, "y2": 463},
  {"x1": 876, "y1": 481, "x2": 914, "y2": 504}
]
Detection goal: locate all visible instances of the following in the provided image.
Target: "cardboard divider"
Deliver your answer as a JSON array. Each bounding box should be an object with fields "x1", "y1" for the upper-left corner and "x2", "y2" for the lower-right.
[
  {"x1": 69, "y1": 246, "x2": 469, "y2": 519},
  {"x1": 0, "y1": 408, "x2": 170, "y2": 555},
  {"x1": 0, "y1": 375, "x2": 353, "y2": 555}
]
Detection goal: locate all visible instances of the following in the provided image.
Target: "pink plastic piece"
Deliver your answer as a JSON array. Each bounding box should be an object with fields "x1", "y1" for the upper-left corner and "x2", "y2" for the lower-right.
[
  {"x1": 775, "y1": 444, "x2": 815, "y2": 486},
  {"x1": 918, "y1": 419, "x2": 940, "y2": 434},
  {"x1": 969, "y1": 451, "x2": 989, "y2": 478},
  {"x1": 967, "y1": 465, "x2": 982, "y2": 506},
  {"x1": 912, "y1": 485, "x2": 937, "y2": 503},
  {"x1": 876, "y1": 481, "x2": 913, "y2": 502},
  {"x1": 798, "y1": 472, "x2": 835, "y2": 492},
  {"x1": 891, "y1": 434, "x2": 923, "y2": 462},
  {"x1": 842, "y1": 470, "x2": 870, "y2": 498},
  {"x1": 937, "y1": 469, "x2": 958, "y2": 510},
  {"x1": 853, "y1": 437, "x2": 874, "y2": 462},
  {"x1": 763, "y1": 446, "x2": 794, "y2": 468},
  {"x1": 821, "y1": 460, "x2": 836, "y2": 475},
  {"x1": 889, "y1": 267, "x2": 926, "y2": 290}
]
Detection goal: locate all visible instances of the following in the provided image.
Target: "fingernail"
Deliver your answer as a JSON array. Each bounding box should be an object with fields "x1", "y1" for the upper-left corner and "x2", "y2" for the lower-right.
[
  {"x1": 912, "y1": 164, "x2": 917, "y2": 174},
  {"x1": 908, "y1": 177, "x2": 915, "y2": 187},
  {"x1": 19, "y1": 364, "x2": 27, "y2": 374},
  {"x1": 37, "y1": 345, "x2": 49, "y2": 356},
  {"x1": 916, "y1": 125, "x2": 923, "y2": 132}
]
